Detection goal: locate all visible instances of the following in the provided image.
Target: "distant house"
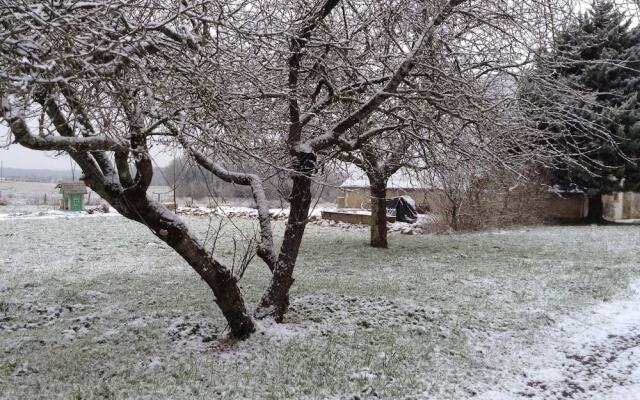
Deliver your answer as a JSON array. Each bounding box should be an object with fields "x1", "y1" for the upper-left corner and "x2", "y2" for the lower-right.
[
  {"x1": 55, "y1": 181, "x2": 87, "y2": 211},
  {"x1": 338, "y1": 170, "x2": 440, "y2": 212}
]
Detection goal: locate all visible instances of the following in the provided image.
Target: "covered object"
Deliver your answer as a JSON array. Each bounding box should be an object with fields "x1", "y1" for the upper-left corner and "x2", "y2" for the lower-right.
[{"x1": 386, "y1": 196, "x2": 418, "y2": 223}]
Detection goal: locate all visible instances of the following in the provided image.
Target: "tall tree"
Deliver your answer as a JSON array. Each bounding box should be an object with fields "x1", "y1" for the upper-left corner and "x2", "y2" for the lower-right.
[
  {"x1": 337, "y1": 131, "x2": 419, "y2": 248},
  {"x1": 0, "y1": 0, "x2": 473, "y2": 337},
  {"x1": 524, "y1": 1, "x2": 640, "y2": 222}
]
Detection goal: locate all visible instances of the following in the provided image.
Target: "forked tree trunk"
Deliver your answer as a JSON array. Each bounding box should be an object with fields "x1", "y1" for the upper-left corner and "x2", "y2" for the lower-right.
[
  {"x1": 159, "y1": 224, "x2": 255, "y2": 338},
  {"x1": 587, "y1": 193, "x2": 606, "y2": 224},
  {"x1": 369, "y1": 179, "x2": 388, "y2": 248},
  {"x1": 256, "y1": 173, "x2": 313, "y2": 321}
]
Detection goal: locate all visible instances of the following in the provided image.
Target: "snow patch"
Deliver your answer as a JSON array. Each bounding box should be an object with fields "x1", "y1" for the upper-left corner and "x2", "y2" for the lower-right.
[
  {"x1": 476, "y1": 280, "x2": 640, "y2": 399},
  {"x1": 254, "y1": 317, "x2": 306, "y2": 341},
  {"x1": 350, "y1": 367, "x2": 377, "y2": 381},
  {"x1": 0, "y1": 209, "x2": 120, "y2": 220}
]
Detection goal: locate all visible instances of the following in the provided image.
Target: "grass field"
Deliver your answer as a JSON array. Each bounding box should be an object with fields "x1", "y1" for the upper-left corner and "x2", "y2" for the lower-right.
[
  {"x1": 1, "y1": 211, "x2": 639, "y2": 399},
  {"x1": 0, "y1": 181, "x2": 173, "y2": 208}
]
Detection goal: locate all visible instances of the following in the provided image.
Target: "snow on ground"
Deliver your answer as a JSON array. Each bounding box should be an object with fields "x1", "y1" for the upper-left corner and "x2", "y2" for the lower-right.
[
  {"x1": 178, "y1": 205, "x2": 319, "y2": 219},
  {"x1": 2, "y1": 210, "x2": 640, "y2": 398},
  {"x1": 178, "y1": 204, "x2": 437, "y2": 234},
  {"x1": 477, "y1": 280, "x2": 640, "y2": 400},
  {"x1": 0, "y1": 208, "x2": 119, "y2": 220},
  {"x1": 615, "y1": 219, "x2": 640, "y2": 224}
]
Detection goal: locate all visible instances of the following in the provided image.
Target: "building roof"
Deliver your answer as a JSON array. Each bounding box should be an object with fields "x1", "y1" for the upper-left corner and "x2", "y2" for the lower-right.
[
  {"x1": 55, "y1": 181, "x2": 87, "y2": 194},
  {"x1": 341, "y1": 169, "x2": 438, "y2": 190}
]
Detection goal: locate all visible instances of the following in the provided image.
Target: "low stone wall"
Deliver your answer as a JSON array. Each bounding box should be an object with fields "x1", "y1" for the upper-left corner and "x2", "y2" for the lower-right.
[{"x1": 539, "y1": 193, "x2": 587, "y2": 219}]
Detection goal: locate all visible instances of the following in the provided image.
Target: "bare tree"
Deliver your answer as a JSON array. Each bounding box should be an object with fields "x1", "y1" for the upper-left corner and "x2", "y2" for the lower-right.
[
  {"x1": 1, "y1": 0, "x2": 604, "y2": 338},
  {"x1": 1, "y1": 0, "x2": 258, "y2": 338},
  {"x1": 336, "y1": 129, "x2": 420, "y2": 248}
]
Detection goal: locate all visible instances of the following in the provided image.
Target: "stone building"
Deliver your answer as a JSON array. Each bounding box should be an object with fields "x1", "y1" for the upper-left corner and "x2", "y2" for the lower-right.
[{"x1": 337, "y1": 170, "x2": 440, "y2": 212}]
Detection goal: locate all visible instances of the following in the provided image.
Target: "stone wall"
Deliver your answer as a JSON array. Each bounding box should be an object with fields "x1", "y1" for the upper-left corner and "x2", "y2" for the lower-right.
[
  {"x1": 603, "y1": 192, "x2": 640, "y2": 220},
  {"x1": 321, "y1": 210, "x2": 396, "y2": 225},
  {"x1": 538, "y1": 193, "x2": 587, "y2": 220},
  {"x1": 340, "y1": 187, "x2": 590, "y2": 220}
]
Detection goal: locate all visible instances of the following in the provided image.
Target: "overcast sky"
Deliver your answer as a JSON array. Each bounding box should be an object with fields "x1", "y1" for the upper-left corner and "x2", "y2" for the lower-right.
[
  {"x1": 0, "y1": 145, "x2": 73, "y2": 170},
  {"x1": 1, "y1": 127, "x2": 174, "y2": 171}
]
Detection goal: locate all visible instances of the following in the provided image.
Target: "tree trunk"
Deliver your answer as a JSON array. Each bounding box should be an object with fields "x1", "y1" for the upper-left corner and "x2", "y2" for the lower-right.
[
  {"x1": 255, "y1": 173, "x2": 313, "y2": 321},
  {"x1": 587, "y1": 193, "x2": 606, "y2": 224},
  {"x1": 370, "y1": 179, "x2": 388, "y2": 248},
  {"x1": 100, "y1": 186, "x2": 256, "y2": 339},
  {"x1": 24, "y1": 101, "x2": 257, "y2": 339},
  {"x1": 450, "y1": 202, "x2": 459, "y2": 231}
]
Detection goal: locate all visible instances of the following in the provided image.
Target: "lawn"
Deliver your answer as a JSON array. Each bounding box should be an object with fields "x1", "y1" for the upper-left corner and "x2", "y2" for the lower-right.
[{"x1": 1, "y1": 211, "x2": 639, "y2": 399}]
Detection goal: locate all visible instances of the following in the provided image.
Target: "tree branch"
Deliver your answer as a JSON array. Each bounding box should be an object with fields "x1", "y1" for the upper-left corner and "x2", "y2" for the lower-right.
[
  {"x1": 307, "y1": 0, "x2": 468, "y2": 151},
  {"x1": 287, "y1": 0, "x2": 341, "y2": 148},
  {"x1": 1, "y1": 100, "x2": 128, "y2": 153},
  {"x1": 173, "y1": 126, "x2": 278, "y2": 271}
]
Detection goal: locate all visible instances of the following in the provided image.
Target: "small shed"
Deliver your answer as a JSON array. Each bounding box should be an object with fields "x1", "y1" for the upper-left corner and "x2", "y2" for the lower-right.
[{"x1": 55, "y1": 181, "x2": 87, "y2": 211}]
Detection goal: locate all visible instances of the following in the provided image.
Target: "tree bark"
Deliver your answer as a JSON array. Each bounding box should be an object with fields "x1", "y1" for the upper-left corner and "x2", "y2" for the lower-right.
[
  {"x1": 369, "y1": 179, "x2": 388, "y2": 248},
  {"x1": 587, "y1": 193, "x2": 606, "y2": 224},
  {"x1": 255, "y1": 173, "x2": 313, "y2": 321},
  {"x1": 100, "y1": 185, "x2": 256, "y2": 339},
  {"x1": 141, "y1": 202, "x2": 254, "y2": 337}
]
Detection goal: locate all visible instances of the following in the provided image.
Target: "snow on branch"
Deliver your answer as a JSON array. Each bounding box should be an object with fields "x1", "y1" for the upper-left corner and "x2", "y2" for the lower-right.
[
  {"x1": 1, "y1": 98, "x2": 128, "y2": 153},
  {"x1": 306, "y1": 0, "x2": 468, "y2": 151},
  {"x1": 173, "y1": 126, "x2": 278, "y2": 272}
]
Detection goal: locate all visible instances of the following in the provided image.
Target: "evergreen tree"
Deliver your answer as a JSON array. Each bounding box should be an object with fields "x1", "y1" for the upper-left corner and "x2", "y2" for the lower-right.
[{"x1": 525, "y1": 1, "x2": 640, "y2": 221}]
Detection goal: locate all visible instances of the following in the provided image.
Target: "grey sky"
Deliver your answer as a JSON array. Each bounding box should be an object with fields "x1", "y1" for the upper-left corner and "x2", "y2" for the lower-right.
[
  {"x1": 1, "y1": 145, "x2": 174, "y2": 170},
  {"x1": 1, "y1": 127, "x2": 174, "y2": 170},
  {"x1": 0, "y1": 145, "x2": 73, "y2": 170}
]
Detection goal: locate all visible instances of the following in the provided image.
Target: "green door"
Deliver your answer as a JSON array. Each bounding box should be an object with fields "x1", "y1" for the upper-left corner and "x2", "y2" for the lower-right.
[{"x1": 69, "y1": 194, "x2": 84, "y2": 211}]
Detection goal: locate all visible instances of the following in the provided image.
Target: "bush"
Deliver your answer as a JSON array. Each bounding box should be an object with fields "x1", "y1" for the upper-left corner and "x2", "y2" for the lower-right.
[{"x1": 430, "y1": 168, "x2": 550, "y2": 231}]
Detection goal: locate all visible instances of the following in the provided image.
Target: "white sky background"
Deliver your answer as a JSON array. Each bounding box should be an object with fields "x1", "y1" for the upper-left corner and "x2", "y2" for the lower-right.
[{"x1": 0, "y1": 126, "x2": 174, "y2": 170}]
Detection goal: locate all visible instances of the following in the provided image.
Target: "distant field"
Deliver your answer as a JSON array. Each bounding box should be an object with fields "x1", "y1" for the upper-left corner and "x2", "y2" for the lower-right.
[
  {"x1": 0, "y1": 180, "x2": 267, "y2": 209},
  {"x1": 0, "y1": 181, "x2": 174, "y2": 208},
  {"x1": 1, "y1": 211, "x2": 640, "y2": 399},
  {"x1": 0, "y1": 181, "x2": 106, "y2": 207},
  {"x1": 0, "y1": 181, "x2": 62, "y2": 206}
]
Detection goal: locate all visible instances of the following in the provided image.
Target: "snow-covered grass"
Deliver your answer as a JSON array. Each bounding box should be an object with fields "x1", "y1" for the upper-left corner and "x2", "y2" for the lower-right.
[
  {"x1": 479, "y1": 279, "x2": 640, "y2": 399},
  {"x1": 0, "y1": 208, "x2": 118, "y2": 221},
  {"x1": 0, "y1": 181, "x2": 63, "y2": 207},
  {"x1": 1, "y1": 210, "x2": 640, "y2": 399}
]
